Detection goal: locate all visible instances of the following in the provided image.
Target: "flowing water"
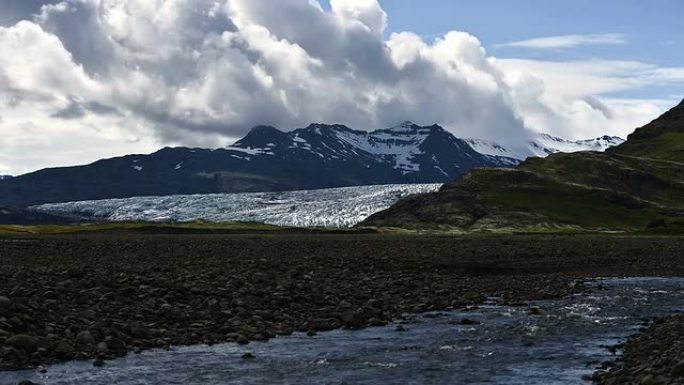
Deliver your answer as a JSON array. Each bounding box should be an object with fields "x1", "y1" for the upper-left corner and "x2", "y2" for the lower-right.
[{"x1": 4, "y1": 277, "x2": 684, "y2": 385}]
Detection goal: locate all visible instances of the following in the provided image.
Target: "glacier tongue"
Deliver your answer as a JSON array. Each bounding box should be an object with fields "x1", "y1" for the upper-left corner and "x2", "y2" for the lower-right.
[{"x1": 33, "y1": 184, "x2": 442, "y2": 228}]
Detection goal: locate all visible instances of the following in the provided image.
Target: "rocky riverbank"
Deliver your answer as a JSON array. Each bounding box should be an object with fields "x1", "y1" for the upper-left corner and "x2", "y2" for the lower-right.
[
  {"x1": 1, "y1": 233, "x2": 683, "y2": 375},
  {"x1": 595, "y1": 314, "x2": 684, "y2": 385}
]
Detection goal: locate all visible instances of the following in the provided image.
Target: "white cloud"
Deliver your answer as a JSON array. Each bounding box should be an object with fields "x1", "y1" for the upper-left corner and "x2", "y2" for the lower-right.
[
  {"x1": 495, "y1": 58, "x2": 684, "y2": 139},
  {"x1": 0, "y1": 0, "x2": 681, "y2": 175},
  {"x1": 497, "y1": 33, "x2": 628, "y2": 49}
]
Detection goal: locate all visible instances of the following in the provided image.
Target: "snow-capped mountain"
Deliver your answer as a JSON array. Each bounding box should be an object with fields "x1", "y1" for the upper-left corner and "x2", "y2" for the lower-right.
[
  {"x1": 0, "y1": 122, "x2": 514, "y2": 206},
  {"x1": 465, "y1": 134, "x2": 625, "y2": 160},
  {"x1": 228, "y1": 121, "x2": 518, "y2": 180},
  {"x1": 0, "y1": 121, "x2": 622, "y2": 207}
]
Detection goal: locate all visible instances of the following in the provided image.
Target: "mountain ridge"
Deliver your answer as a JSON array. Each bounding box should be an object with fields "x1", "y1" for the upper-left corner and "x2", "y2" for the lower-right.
[
  {"x1": 362, "y1": 99, "x2": 684, "y2": 233},
  {"x1": 0, "y1": 122, "x2": 622, "y2": 207}
]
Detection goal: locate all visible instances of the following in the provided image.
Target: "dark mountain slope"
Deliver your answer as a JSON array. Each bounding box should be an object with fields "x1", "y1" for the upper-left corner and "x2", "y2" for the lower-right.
[
  {"x1": 0, "y1": 122, "x2": 514, "y2": 207},
  {"x1": 362, "y1": 100, "x2": 684, "y2": 233}
]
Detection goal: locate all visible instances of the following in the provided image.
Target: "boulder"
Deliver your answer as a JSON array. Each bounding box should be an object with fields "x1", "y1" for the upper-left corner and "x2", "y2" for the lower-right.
[
  {"x1": 129, "y1": 323, "x2": 152, "y2": 339},
  {"x1": 76, "y1": 331, "x2": 96, "y2": 346},
  {"x1": 0, "y1": 296, "x2": 11, "y2": 309},
  {"x1": 339, "y1": 310, "x2": 366, "y2": 329},
  {"x1": 6, "y1": 335, "x2": 39, "y2": 353},
  {"x1": 53, "y1": 340, "x2": 75, "y2": 359},
  {"x1": 105, "y1": 338, "x2": 127, "y2": 353}
]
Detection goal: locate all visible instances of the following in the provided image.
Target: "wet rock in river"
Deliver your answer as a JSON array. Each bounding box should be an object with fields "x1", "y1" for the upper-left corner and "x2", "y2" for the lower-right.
[
  {"x1": 528, "y1": 307, "x2": 543, "y2": 315},
  {"x1": 451, "y1": 318, "x2": 481, "y2": 325}
]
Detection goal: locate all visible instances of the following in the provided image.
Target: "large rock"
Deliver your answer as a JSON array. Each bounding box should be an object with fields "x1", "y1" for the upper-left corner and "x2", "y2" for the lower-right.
[
  {"x1": 76, "y1": 331, "x2": 96, "y2": 346},
  {"x1": 129, "y1": 323, "x2": 153, "y2": 339},
  {"x1": 6, "y1": 335, "x2": 39, "y2": 353},
  {"x1": 339, "y1": 310, "x2": 366, "y2": 329},
  {"x1": 0, "y1": 296, "x2": 12, "y2": 316},
  {"x1": 105, "y1": 338, "x2": 127, "y2": 353},
  {"x1": 0, "y1": 296, "x2": 11, "y2": 309},
  {"x1": 53, "y1": 340, "x2": 75, "y2": 359}
]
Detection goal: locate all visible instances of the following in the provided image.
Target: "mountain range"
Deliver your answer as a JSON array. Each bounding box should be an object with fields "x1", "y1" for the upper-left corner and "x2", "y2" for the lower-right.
[
  {"x1": 363, "y1": 99, "x2": 684, "y2": 234},
  {"x1": 0, "y1": 121, "x2": 621, "y2": 207}
]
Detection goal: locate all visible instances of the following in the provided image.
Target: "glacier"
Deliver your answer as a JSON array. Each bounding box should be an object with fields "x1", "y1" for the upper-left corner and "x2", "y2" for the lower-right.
[{"x1": 33, "y1": 184, "x2": 443, "y2": 228}]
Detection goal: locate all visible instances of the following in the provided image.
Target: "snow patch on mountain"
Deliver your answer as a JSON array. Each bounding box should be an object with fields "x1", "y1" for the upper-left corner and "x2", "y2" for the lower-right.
[
  {"x1": 466, "y1": 134, "x2": 625, "y2": 160},
  {"x1": 331, "y1": 122, "x2": 430, "y2": 174},
  {"x1": 226, "y1": 146, "x2": 275, "y2": 156},
  {"x1": 465, "y1": 139, "x2": 520, "y2": 158}
]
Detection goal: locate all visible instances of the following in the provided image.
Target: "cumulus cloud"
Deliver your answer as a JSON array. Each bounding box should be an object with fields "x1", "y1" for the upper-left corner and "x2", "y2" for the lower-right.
[
  {"x1": 497, "y1": 33, "x2": 628, "y2": 49},
  {"x1": 0, "y1": 0, "x2": 681, "y2": 175},
  {"x1": 495, "y1": 58, "x2": 684, "y2": 139}
]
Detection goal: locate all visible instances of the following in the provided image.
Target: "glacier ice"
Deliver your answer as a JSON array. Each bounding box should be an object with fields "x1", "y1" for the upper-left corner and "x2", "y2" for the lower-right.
[{"x1": 33, "y1": 184, "x2": 443, "y2": 228}]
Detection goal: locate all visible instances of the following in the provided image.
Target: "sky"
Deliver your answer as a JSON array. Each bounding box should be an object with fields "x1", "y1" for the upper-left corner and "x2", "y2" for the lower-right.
[{"x1": 0, "y1": 0, "x2": 682, "y2": 175}]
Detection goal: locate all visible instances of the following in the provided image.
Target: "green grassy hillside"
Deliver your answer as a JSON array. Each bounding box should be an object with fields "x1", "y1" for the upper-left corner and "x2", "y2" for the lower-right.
[{"x1": 362, "y1": 100, "x2": 684, "y2": 233}]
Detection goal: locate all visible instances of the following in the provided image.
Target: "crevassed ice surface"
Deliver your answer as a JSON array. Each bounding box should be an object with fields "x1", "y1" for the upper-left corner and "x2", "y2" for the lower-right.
[{"x1": 33, "y1": 184, "x2": 442, "y2": 228}]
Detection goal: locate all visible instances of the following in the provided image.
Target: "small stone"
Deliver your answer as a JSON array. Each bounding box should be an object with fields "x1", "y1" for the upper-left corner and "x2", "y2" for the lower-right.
[
  {"x1": 231, "y1": 334, "x2": 249, "y2": 345},
  {"x1": 96, "y1": 342, "x2": 108, "y2": 353},
  {"x1": 671, "y1": 360, "x2": 684, "y2": 378},
  {"x1": 308, "y1": 318, "x2": 339, "y2": 331},
  {"x1": 17, "y1": 381, "x2": 40, "y2": 385},
  {"x1": 241, "y1": 352, "x2": 256, "y2": 359},
  {"x1": 368, "y1": 318, "x2": 387, "y2": 327},
  {"x1": 395, "y1": 325, "x2": 407, "y2": 332}
]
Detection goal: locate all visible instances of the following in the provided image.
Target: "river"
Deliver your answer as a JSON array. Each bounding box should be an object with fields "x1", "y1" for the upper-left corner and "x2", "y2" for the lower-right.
[{"x1": 4, "y1": 277, "x2": 684, "y2": 385}]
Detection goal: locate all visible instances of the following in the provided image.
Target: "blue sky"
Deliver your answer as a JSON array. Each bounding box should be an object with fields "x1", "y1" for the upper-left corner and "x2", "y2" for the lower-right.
[
  {"x1": 320, "y1": 0, "x2": 683, "y2": 100},
  {"x1": 409, "y1": 1, "x2": 682, "y2": 99}
]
